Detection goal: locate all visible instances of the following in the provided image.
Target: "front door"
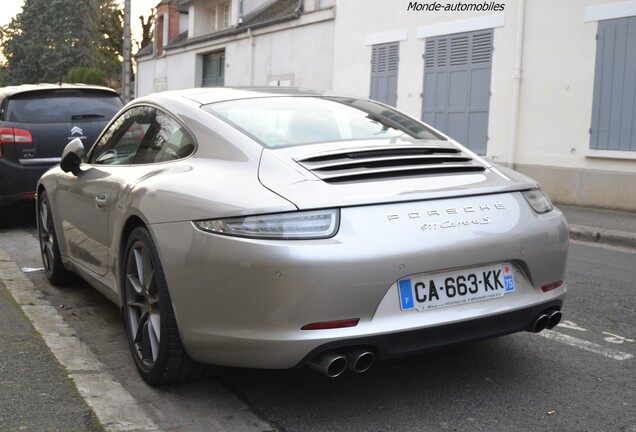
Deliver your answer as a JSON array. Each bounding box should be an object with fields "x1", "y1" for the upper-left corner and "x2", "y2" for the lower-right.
[{"x1": 55, "y1": 167, "x2": 117, "y2": 276}]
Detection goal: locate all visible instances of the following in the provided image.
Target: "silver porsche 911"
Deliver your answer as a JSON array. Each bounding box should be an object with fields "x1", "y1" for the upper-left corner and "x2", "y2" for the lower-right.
[{"x1": 37, "y1": 87, "x2": 568, "y2": 385}]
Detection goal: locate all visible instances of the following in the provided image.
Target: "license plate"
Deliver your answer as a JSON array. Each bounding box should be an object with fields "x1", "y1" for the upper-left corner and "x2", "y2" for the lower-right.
[{"x1": 398, "y1": 263, "x2": 515, "y2": 311}]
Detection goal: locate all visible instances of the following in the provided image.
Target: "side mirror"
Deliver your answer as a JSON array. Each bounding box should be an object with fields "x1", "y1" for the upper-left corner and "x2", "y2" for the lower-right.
[{"x1": 60, "y1": 138, "x2": 86, "y2": 176}]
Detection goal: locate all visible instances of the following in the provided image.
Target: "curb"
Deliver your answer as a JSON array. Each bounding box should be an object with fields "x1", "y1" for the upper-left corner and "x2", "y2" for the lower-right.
[
  {"x1": 0, "y1": 247, "x2": 161, "y2": 432},
  {"x1": 569, "y1": 224, "x2": 636, "y2": 250}
]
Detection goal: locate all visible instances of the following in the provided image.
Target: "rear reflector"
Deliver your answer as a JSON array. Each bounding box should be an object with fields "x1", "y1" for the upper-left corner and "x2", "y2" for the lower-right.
[
  {"x1": 20, "y1": 192, "x2": 36, "y2": 199},
  {"x1": 541, "y1": 281, "x2": 563, "y2": 292},
  {"x1": 301, "y1": 319, "x2": 359, "y2": 331}
]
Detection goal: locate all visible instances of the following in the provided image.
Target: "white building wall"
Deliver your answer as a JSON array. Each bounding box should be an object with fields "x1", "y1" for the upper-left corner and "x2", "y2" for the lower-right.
[{"x1": 136, "y1": 7, "x2": 335, "y2": 95}]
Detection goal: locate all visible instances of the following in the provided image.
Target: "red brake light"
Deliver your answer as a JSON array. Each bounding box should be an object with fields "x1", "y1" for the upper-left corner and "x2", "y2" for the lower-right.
[
  {"x1": 13, "y1": 128, "x2": 33, "y2": 143},
  {"x1": 0, "y1": 128, "x2": 14, "y2": 144},
  {"x1": 0, "y1": 128, "x2": 33, "y2": 158}
]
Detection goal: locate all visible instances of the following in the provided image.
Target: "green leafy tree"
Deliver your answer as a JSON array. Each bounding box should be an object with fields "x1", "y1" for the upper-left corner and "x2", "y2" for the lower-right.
[
  {"x1": 0, "y1": 66, "x2": 8, "y2": 86},
  {"x1": 1, "y1": 0, "x2": 123, "y2": 86},
  {"x1": 66, "y1": 66, "x2": 108, "y2": 86},
  {"x1": 96, "y1": 0, "x2": 123, "y2": 84}
]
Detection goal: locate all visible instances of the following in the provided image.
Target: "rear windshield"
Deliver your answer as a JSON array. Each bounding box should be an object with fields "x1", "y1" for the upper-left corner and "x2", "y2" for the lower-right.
[
  {"x1": 202, "y1": 96, "x2": 444, "y2": 148},
  {"x1": 5, "y1": 90, "x2": 123, "y2": 123}
]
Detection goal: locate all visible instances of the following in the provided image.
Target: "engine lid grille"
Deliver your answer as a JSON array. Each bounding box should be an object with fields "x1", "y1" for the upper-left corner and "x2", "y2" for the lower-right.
[{"x1": 295, "y1": 146, "x2": 486, "y2": 183}]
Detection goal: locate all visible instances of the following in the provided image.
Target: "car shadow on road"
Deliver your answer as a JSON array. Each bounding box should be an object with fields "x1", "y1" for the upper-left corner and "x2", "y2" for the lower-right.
[
  {"x1": 214, "y1": 335, "x2": 570, "y2": 431},
  {"x1": 6, "y1": 202, "x2": 38, "y2": 229}
]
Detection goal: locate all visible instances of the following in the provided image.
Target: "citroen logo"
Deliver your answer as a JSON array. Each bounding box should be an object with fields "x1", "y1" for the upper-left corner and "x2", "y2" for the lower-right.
[{"x1": 71, "y1": 126, "x2": 84, "y2": 136}]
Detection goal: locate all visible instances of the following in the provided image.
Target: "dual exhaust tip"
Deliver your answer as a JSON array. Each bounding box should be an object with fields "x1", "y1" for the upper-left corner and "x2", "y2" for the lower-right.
[
  {"x1": 531, "y1": 309, "x2": 562, "y2": 333},
  {"x1": 308, "y1": 349, "x2": 374, "y2": 378}
]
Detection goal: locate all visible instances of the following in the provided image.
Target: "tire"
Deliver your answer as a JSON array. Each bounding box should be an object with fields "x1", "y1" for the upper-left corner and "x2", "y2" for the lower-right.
[
  {"x1": 37, "y1": 192, "x2": 72, "y2": 285},
  {"x1": 122, "y1": 226, "x2": 215, "y2": 385}
]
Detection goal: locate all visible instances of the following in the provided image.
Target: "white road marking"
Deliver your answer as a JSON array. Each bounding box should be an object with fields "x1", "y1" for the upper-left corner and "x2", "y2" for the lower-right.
[
  {"x1": 540, "y1": 330, "x2": 633, "y2": 361},
  {"x1": 558, "y1": 320, "x2": 588, "y2": 332},
  {"x1": 602, "y1": 331, "x2": 635, "y2": 344}
]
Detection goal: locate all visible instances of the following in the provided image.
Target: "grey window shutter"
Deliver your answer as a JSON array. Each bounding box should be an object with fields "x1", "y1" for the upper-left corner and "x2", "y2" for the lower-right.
[
  {"x1": 590, "y1": 16, "x2": 636, "y2": 151},
  {"x1": 370, "y1": 42, "x2": 399, "y2": 107},
  {"x1": 422, "y1": 29, "x2": 493, "y2": 155}
]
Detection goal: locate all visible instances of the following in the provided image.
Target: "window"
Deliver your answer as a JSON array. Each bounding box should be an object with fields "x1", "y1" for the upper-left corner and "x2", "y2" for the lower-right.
[
  {"x1": 6, "y1": 90, "x2": 121, "y2": 123},
  {"x1": 203, "y1": 96, "x2": 442, "y2": 148},
  {"x1": 202, "y1": 51, "x2": 225, "y2": 87},
  {"x1": 590, "y1": 16, "x2": 636, "y2": 152},
  {"x1": 210, "y1": 6, "x2": 218, "y2": 31},
  {"x1": 89, "y1": 106, "x2": 194, "y2": 165},
  {"x1": 222, "y1": 2, "x2": 230, "y2": 29},
  {"x1": 370, "y1": 42, "x2": 399, "y2": 107}
]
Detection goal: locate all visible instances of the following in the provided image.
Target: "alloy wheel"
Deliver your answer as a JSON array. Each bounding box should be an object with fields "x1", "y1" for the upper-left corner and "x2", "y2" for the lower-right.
[
  {"x1": 38, "y1": 198, "x2": 56, "y2": 276},
  {"x1": 125, "y1": 241, "x2": 161, "y2": 369}
]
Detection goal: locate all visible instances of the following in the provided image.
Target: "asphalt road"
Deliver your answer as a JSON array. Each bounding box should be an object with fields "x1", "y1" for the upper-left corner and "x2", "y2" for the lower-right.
[{"x1": 1, "y1": 210, "x2": 634, "y2": 432}]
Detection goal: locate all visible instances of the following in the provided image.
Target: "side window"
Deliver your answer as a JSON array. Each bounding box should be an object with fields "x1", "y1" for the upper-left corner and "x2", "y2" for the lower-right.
[
  {"x1": 89, "y1": 106, "x2": 195, "y2": 165},
  {"x1": 133, "y1": 111, "x2": 195, "y2": 164},
  {"x1": 90, "y1": 106, "x2": 154, "y2": 165}
]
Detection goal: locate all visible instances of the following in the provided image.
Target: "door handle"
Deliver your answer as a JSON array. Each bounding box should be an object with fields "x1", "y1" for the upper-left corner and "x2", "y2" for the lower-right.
[{"x1": 95, "y1": 193, "x2": 108, "y2": 210}]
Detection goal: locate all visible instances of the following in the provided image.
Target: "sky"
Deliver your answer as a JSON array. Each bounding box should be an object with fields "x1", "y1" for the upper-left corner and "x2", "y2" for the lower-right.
[{"x1": 1, "y1": 0, "x2": 159, "y2": 49}]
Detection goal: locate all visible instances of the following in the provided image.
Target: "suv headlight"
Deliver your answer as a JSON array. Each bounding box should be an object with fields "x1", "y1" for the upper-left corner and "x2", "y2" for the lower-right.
[
  {"x1": 194, "y1": 209, "x2": 340, "y2": 239},
  {"x1": 522, "y1": 189, "x2": 553, "y2": 214}
]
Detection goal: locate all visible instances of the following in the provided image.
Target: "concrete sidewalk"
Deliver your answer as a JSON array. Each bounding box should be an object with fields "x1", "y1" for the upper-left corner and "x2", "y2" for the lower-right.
[
  {"x1": 0, "y1": 203, "x2": 634, "y2": 432},
  {"x1": 0, "y1": 279, "x2": 104, "y2": 431},
  {"x1": 560, "y1": 204, "x2": 636, "y2": 250}
]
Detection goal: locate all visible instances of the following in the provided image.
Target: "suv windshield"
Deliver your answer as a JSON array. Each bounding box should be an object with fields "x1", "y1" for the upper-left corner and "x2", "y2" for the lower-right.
[
  {"x1": 203, "y1": 96, "x2": 444, "y2": 148},
  {"x1": 6, "y1": 90, "x2": 122, "y2": 123}
]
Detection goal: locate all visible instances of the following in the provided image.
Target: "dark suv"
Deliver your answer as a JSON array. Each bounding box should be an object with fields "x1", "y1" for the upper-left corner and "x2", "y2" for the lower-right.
[{"x1": 0, "y1": 84, "x2": 123, "y2": 227}]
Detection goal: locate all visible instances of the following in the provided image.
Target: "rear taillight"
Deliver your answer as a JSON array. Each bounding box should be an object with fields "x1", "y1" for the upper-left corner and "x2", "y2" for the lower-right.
[{"x1": 0, "y1": 127, "x2": 33, "y2": 158}]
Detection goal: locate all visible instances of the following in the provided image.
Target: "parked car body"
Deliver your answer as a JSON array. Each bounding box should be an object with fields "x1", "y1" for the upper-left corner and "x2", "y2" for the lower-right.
[
  {"x1": 37, "y1": 88, "x2": 568, "y2": 385},
  {"x1": 0, "y1": 84, "x2": 122, "y2": 227}
]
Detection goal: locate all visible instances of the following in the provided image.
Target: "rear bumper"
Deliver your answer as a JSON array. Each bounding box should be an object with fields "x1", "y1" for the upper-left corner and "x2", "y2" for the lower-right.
[
  {"x1": 0, "y1": 159, "x2": 53, "y2": 205},
  {"x1": 298, "y1": 299, "x2": 563, "y2": 367}
]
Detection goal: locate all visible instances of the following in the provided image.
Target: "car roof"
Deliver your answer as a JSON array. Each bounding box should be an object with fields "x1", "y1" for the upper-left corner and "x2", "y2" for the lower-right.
[
  {"x1": 150, "y1": 86, "x2": 324, "y2": 106},
  {"x1": 0, "y1": 83, "x2": 120, "y2": 99}
]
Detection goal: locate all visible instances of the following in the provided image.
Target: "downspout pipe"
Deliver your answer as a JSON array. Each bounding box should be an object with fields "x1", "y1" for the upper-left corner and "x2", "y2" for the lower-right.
[
  {"x1": 508, "y1": 0, "x2": 525, "y2": 170},
  {"x1": 248, "y1": 28, "x2": 254, "y2": 85},
  {"x1": 293, "y1": 0, "x2": 303, "y2": 17}
]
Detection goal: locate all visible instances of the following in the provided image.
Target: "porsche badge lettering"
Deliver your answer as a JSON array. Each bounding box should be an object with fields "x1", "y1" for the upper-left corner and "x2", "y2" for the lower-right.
[{"x1": 386, "y1": 203, "x2": 505, "y2": 231}]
